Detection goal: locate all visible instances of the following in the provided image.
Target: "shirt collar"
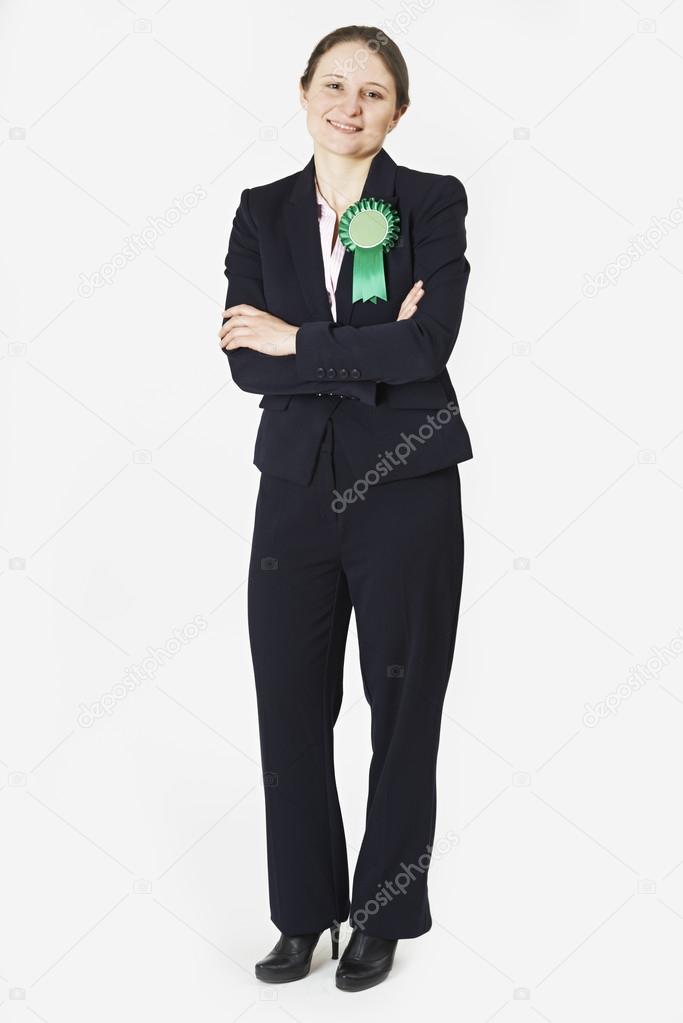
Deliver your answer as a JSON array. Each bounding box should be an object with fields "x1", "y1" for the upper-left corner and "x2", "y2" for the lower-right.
[{"x1": 314, "y1": 179, "x2": 335, "y2": 218}]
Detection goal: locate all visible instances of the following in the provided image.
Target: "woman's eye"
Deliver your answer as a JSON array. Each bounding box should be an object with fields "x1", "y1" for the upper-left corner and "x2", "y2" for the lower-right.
[{"x1": 326, "y1": 83, "x2": 382, "y2": 99}]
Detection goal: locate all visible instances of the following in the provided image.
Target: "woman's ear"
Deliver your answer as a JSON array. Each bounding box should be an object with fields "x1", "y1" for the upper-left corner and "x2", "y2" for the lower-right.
[{"x1": 389, "y1": 104, "x2": 409, "y2": 131}]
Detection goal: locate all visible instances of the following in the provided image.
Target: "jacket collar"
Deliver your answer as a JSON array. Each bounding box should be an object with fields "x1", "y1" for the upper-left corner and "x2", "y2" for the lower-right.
[{"x1": 285, "y1": 146, "x2": 398, "y2": 325}]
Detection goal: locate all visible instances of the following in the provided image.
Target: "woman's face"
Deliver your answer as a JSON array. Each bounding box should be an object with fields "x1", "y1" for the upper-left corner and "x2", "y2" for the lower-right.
[{"x1": 300, "y1": 40, "x2": 406, "y2": 158}]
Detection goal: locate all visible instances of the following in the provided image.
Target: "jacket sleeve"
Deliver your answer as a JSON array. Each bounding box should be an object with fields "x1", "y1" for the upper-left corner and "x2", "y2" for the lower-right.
[
  {"x1": 223, "y1": 188, "x2": 375, "y2": 399},
  {"x1": 222, "y1": 187, "x2": 311, "y2": 395},
  {"x1": 294, "y1": 174, "x2": 470, "y2": 385}
]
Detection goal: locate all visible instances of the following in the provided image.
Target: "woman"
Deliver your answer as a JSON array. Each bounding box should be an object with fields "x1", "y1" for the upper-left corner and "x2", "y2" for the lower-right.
[{"x1": 219, "y1": 25, "x2": 472, "y2": 992}]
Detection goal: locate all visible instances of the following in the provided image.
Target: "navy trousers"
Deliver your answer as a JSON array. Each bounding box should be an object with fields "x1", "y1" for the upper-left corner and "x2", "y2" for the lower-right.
[{"x1": 247, "y1": 415, "x2": 465, "y2": 940}]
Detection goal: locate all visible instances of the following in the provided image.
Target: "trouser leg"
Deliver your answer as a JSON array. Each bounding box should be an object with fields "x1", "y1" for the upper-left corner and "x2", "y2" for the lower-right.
[
  {"x1": 247, "y1": 423, "x2": 351, "y2": 933},
  {"x1": 332, "y1": 444, "x2": 465, "y2": 939}
]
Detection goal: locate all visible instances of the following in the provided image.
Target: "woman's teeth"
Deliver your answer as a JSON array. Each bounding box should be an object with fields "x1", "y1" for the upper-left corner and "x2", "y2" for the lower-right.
[{"x1": 327, "y1": 119, "x2": 361, "y2": 133}]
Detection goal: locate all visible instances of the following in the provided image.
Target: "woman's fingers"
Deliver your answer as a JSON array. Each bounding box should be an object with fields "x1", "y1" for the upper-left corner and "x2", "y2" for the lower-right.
[
  {"x1": 404, "y1": 281, "x2": 424, "y2": 306},
  {"x1": 396, "y1": 280, "x2": 424, "y2": 320},
  {"x1": 218, "y1": 303, "x2": 260, "y2": 342},
  {"x1": 402, "y1": 280, "x2": 423, "y2": 302}
]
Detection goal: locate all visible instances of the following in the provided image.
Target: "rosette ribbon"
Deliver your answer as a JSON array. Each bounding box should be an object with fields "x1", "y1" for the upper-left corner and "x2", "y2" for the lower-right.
[{"x1": 338, "y1": 197, "x2": 400, "y2": 304}]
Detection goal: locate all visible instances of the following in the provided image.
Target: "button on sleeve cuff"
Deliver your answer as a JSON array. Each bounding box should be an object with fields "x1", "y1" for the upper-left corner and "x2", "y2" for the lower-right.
[{"x1": 295, "y1": 323, "x2": 330, "y2": 382}]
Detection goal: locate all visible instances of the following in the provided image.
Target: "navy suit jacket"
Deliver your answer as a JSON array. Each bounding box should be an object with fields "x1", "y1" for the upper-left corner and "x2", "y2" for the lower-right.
[{"x1": 222, "y1": 145, "x2": 473, "y2": 486}]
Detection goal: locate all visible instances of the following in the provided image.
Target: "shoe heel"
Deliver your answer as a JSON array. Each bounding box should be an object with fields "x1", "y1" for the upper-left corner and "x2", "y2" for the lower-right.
[{"x1": 330, "y1": 922, "x2": 340, "y2": 960}]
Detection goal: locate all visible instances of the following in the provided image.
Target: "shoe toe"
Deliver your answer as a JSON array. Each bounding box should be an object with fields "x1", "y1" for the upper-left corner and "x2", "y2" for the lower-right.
[{"x1": 335, "y1": 963, "x2": 390, "y2": 991}]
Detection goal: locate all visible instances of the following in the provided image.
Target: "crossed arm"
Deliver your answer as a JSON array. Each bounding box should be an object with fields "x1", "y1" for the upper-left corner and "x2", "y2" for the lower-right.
[{"x1": 220, "y1": 174, "x2": 470, "y2": 396}]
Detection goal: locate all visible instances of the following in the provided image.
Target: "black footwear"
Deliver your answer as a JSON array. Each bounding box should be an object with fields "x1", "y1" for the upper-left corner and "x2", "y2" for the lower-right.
[
  {"x1": 255, "y1": 923, "x2": 340, "y2": 983},
  {"x1": 335, "y1": 929, "x2": 398, "y2": 991}
]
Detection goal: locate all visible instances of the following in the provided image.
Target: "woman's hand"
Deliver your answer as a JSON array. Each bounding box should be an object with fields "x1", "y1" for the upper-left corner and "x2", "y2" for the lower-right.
[
  {"x1": 219, "y1": 281, "x2": 424, "y2": 355},
  {"x1": 219, "y1": 304, "x2": 299, "y2": 356},
  {"x1": 396, "y1": 280, "x2": 424, "y2": 321}
]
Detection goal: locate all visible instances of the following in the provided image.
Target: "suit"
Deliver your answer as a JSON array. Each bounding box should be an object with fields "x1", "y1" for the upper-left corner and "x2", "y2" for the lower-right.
[
  {"x1": 222, "y1": 146, "x2": 470, "y2": 940},
  {"x1": 222, "y1": 145, "x2": 473, "y2": 487}
]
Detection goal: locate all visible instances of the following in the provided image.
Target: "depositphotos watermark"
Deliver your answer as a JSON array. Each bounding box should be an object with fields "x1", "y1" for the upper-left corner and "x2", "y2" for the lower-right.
[
  {"x1": 76, "y1": 615, "x2": 208, "y2": 727},
  {"x1": 581, "y1": 196, "x2": 683, "y2": 297},
  {"x1": 350, "y1": 829, "x2": 460, "y2": 931},
  {"x1": 331, "y1": 400, "x2": 462, "y2": 511},
  {"x1": 582, "y1": 626, "x2": 683, "y2": 727},
  {"x1": 77, "y1": 185, "x2": 208, "y2": 297}
]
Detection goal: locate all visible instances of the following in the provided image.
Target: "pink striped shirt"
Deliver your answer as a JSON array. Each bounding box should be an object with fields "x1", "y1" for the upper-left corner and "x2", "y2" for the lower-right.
[{"x1": 315, "y1": 179, "x2": 345, "y2": 322}]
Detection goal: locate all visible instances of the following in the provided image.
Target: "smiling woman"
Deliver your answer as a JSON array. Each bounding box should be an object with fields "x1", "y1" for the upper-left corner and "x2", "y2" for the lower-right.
[
  {"x1": 220, "y1": 24, "x2": 472, "y2": 994},
  {"x1": 298, "y1": 25, "x2": 410, "y2": 190}
]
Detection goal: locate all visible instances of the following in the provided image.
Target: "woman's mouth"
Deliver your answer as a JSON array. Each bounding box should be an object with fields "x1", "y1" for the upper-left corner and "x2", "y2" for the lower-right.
[{"x1": 327, "y1": 118, "x2": 362, "y2": 133}]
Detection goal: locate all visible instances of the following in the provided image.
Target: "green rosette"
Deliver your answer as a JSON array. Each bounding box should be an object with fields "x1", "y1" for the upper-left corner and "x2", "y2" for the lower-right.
[{"x1": 338, "y1": 197, "x2": 400, "y2": 304}]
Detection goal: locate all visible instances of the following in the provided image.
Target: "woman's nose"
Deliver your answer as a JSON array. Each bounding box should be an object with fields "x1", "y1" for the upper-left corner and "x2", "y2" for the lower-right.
[{"x1": 340, "y1": 97, "x2": 362, "y2": 115}]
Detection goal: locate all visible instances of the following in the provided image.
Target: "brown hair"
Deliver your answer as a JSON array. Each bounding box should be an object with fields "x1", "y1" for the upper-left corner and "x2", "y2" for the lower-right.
[{"x1": 300, "y1": 25, "x2": 410, "y2": 112}]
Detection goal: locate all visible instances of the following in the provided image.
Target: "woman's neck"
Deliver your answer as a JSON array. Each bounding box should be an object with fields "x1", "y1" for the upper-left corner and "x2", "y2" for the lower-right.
[{"x1": 313, "y1": 146, "x2": 379, "y2": 215}]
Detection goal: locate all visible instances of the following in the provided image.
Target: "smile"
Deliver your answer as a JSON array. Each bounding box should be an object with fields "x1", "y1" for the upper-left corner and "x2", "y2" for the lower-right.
[{"x1": 327, "y1": 119, "x2": 362, "y2": 133}]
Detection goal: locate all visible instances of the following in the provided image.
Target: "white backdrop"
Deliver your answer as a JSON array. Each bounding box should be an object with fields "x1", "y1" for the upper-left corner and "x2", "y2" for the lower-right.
[{"x1": 2, "y1": 0, "x2": 683, "y2": 1019}]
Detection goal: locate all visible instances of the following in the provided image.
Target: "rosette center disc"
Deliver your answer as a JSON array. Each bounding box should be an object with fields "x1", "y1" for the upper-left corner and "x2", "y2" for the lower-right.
[{"x1": 348, "y1": 208, "x2": 388, "y2": 249}]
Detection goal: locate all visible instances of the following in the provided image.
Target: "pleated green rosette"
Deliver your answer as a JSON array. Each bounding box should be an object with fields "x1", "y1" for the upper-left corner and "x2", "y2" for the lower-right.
[{"x1": 338, "y1": 197, "x2": 400, "y2": 303}]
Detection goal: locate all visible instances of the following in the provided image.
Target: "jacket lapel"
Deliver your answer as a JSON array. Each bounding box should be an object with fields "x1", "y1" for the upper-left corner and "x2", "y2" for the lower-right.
[{"x1": 285, "y1": 146, "x2": 399, "y2": 326}]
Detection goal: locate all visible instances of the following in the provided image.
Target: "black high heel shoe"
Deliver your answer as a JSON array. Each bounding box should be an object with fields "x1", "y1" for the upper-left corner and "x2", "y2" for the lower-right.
[
  {"x1": 255, "y1": 922, "x2": 340, "y2": 983},
  {"x1": 335, "y1": 929, "x2": 398, "y2": 991}
]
